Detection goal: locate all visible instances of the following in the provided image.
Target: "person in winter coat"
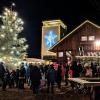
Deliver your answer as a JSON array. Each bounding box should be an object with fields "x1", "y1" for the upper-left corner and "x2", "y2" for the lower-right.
[
  {"x1": 68, "y1": 66, "x2": 73, "y2": 78},
  {"x1": 30, "y1": 65, "x2": 41, "y2": 94},
  {"x1": 72, "y1": 61, "x2": 79, "y2": 77},
  {"x1": 15, "y1": 68, "x2": 20, "y2": 88},
  {"x1": 10, "y1": 70, "x2": 16, "y2": 88},
  {"x1": 0, "y1": 62, "x2": 5, "y2": 79},
  {"x1": 0, "y1": 62, "x2": 6, "y2": 90},
  {"x1": 18, "y1": 63, "x2": 26, "y2": 96},
  {"x1": 65, "y1": 64, "x2": 69, "y2": 86},
  {"x1": 46, "y1": 64, "x2": 56, "y2": 93},
  {"x1": 18, "y1": 63, "x2": 26, "y2": 89},
  {"x1": 56, "y1": 64, "x2": 62, "y2": 91}
]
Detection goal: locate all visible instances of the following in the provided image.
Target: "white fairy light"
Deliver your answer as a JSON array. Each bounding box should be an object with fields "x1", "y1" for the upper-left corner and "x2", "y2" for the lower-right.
[
  {"x1": 13, "y1": 37, "x2": 17, "y2": 40},
  {"x1": 20, "y1": 20, "x2": 24, "y2": 25},
  {"x1": 18, "y1": 61, "x2": 21, "y2": 65},
  {"x1": 13, "y1": 16, "x2": 16, "y2": 20},
  {"x1": 10, "y1": 51, "x2": 14, "y2": 54},
  {"x1": 23, "y1": 47, "x2": 26, "y2": 50},
  {"x1": 12, "y1": 3, "x2": 15, "y2": 6},
  {"x1": 15, "y1": 25, "x2": 18, "y2": 29},
  {"x1": 12, "y1": 47, "x2": 16, "y2": 50},
  {"x1": 22, "y1": 38, "x2": 26, "y2": 42},
  {"x1": 17, "y1": 28, "x2": 21, "y2": 31},
  {"x1": 10, "y1": 29, "x2": 13, "y2": 32},
  {"x1": 0, "y1": 58, "x2": 3, "y2": 62},
  {"x1": 25, "y1": 45, "x2": 28, "y2": 48},
  {"x1": 17, "y1": 27, "x2": 24, "y2": 32},
  {"x1": 1, "y1": 47, "x2": 6, "y2": 51},
  {"x1": 1, "y1": 25, "x2": 5, "y2": 29},
  {"x1": 16, "y1": 51, "x2": 20, "y2": 54},
  {"x1": 3, "y1": 57, "x2": 6, "y2": 59},
  {"x1": 1, "y1": 34, "x2": 5, "y2": 38},
  {"x1": 14, "y1": 12, "x2": 17, "y2": 16},
  {"x1": 9, "y1": 57, "x2": 13, "y2": 60},
  {"x1": 15, "y1": 34, "x2": 18, "y2": 37},
  {"x1": 17, "y1": 18, "x2": 21, "y2": 23},
  {"x1": 14, "y1": 63, "x2": 17, "y2": 66},
  {"x1": 20, "y1": 40, "x2": 24, "y2": 44},
  {"x1": 5, "y1": 8, "x2": 8, "y2": 11},
  {"x1": 5, "y1": 8, "x2": 10, "y2": 13},
  {"x1": 4, "y1": 12, "x2": 7, "y2": 16},
  {"x1": 2, "y1": 16, "x2": 5, "y2": 19}
]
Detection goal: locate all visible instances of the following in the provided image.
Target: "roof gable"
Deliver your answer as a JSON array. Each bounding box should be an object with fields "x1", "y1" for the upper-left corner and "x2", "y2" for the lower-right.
[{"x1": 49, "y1": 20, "x2": 100, "y2": 51}]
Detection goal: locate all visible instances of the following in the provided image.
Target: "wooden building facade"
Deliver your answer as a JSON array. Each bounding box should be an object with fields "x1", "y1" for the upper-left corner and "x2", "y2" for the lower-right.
[{"x1": 49, "y1": 20, "x2": 100, "y2": 63}]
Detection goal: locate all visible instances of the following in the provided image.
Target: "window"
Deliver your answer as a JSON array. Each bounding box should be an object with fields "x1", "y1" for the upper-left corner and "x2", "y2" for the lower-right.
[
  {"x1": 58, "y1": 52, "x2": 63, "y2": 57},
  {"x1": 81, "y1": 36, "x2": 87, "y2": 41},
  {"x1": 88, "y1": 36, "x2": 95, "y2": 41}
]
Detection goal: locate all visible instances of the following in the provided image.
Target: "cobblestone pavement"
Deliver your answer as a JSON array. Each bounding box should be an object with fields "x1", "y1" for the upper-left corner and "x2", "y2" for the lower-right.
[{"x1": 0, "y1": 84, "x2": 90, "y2": 100}]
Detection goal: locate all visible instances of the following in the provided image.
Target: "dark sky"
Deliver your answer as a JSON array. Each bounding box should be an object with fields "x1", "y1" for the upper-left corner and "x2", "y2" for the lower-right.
[{"x1": 0, "y1": 0, "x2": 100, "y2": 58}]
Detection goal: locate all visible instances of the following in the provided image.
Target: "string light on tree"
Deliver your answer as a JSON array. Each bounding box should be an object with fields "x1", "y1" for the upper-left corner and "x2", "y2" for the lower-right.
[
  {"x1": 12, "y1": 3, "x2": 15, "y2": 6},
  {"x1": 0, "y1": 2, "x2": 28, "y2": 68},
  {"x1": 1, "y1": 25, "x2": 5, "y2": 29},
  {"x1": 10, "y1": 51, "x2": 14, "y2": 54},
  {"x1": 1, "y1": 47, "x2": 6, "y2": 51},
  {"x1": 1, "y1": 34, "x2": 5, "y2": 38},
  {"x1": 12, "y1": 47, "x2": 16, "y2": 50}
]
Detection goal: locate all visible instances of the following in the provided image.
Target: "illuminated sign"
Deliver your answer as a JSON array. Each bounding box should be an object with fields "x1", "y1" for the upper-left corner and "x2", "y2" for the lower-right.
[
  {"x1": 44, "y1": 30, "x2": 57, "y2": 49},
  {"x1": 58, "y1": 52, "x2": 63, "y2": 57}
]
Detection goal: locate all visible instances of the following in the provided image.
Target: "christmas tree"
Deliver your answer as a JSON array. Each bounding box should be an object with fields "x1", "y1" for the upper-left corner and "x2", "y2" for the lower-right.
[{"x1": 0, "y1": 3, "x2": 28, "y2": 69}]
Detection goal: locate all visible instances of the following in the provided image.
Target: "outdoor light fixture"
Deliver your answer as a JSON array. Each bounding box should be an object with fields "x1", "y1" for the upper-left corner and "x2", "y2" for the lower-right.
[{"x1": 95, "y1": 40, "x2": 100, "y2": 46}]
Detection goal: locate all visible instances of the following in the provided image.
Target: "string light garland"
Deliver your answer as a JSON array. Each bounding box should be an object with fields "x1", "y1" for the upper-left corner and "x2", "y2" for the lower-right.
[{"x1": 0, "y1": 3, "x2": 28, "y2": 69}]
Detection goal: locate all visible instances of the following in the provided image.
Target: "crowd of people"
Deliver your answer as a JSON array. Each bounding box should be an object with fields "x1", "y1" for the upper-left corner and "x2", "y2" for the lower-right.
[{"x1": 0, "y1": 61, "x2": 100, "y2": 94}]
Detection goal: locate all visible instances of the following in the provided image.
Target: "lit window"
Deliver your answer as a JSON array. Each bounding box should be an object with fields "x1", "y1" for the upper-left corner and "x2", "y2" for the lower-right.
[
  {"x1": 89, "y1": 36, "x2": 95, "y2": 41},
  {"x1": 58, "y1": 52, "x2": 63, "y2": 57},
  {"x1": 81, "y1": 36, "x2": 87, "y2": 41}
]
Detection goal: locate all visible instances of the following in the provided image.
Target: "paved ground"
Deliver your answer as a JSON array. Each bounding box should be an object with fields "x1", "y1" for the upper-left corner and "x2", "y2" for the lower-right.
[{"x1": 0, "y1": 84, "x2": 90, "y2": 100}]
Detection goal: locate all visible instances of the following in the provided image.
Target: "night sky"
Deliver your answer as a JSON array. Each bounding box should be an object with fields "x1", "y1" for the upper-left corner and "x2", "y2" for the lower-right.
[{"x1": 0, "y1": 0, "x2": 100, "y2": 58}]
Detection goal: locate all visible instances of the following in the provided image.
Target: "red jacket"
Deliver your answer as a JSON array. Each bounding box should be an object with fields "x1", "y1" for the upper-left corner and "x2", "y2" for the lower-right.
[{"x1": 68, "y1": 69, "x2": 73, "y2": 78}]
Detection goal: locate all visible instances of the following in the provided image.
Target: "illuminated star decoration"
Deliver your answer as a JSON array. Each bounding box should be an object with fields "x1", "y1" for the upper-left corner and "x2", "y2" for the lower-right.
[{"x1": 44, "y1": 30, "x2": 57, "y2": 49}]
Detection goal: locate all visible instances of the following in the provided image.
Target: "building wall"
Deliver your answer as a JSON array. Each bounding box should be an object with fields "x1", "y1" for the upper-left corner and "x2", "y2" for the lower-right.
[
  {"x1": 41, "y1": 20, "x2": 67, "y2": 60},
  {"x1": 41, "y1": 25, "x2": 59, "y2": 59},
  {"x1": 56, "y1": 22, "x2": 100, "y2": 63}
]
